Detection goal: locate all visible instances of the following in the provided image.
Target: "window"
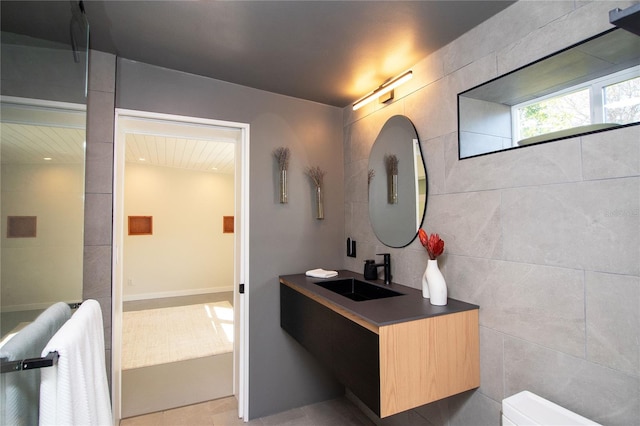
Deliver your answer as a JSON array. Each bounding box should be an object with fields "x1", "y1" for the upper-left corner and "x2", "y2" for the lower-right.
[
  {"x1": 604, "y1": 75, "x2": 640, "y2": 124},
  {"x1": 459, "y1": 29, "x2": 640, "y2": 159},
  {"x1": 513, "y1": 66, "x2": 640, "y2": 144},
  {"x1": 515, "y1": 88, "x2": 591, "y2": 141}
]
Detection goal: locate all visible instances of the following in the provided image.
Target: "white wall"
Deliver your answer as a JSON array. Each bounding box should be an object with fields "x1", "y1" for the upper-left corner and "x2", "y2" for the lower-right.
[
  {"x1": 123, "y1": 163, "x2": 234, "y2": 300},
  {"x1": 1, "y1": 163, "x2": 84, "y2": 310}
]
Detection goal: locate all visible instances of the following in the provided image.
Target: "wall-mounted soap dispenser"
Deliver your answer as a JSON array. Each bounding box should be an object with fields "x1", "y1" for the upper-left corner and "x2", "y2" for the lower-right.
[{"x1": 364, "y1": 259, "x2": 378, "y2": 280}]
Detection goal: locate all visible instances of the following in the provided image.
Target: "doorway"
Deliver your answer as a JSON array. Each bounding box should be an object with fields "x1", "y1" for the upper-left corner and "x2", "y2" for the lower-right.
[{"x1": 112, "y1": 110, "x2": 249, "y2": 422}]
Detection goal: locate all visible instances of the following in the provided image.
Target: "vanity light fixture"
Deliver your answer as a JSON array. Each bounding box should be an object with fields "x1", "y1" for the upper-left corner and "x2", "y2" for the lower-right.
[{"x1": 352, "y1": 70, "x2": 413, "y2": 111}]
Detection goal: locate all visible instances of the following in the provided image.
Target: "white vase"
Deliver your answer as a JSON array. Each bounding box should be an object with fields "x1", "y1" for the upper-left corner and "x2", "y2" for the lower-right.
[
  {"x1": 421, "y1": 267, "x2": 430, "y2": 298},
  {"x1": 426, "y1": 259, "x2": 447, "y2": 306},
  {"x1": 279, "y1": 169, "x2": 288, "y2": 203},
  {"x1": 315, "y1": 186, "x2": 324, "y2": 220}
]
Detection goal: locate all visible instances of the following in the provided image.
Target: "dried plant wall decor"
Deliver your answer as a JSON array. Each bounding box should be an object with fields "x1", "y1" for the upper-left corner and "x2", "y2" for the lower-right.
[
  {"x1": 385, "y1": 154, "x2": 399, "y2": 204},
  {"x1": 273, "y1": 147, "x2": 291, "y2": 203},
  {"x1": 368, "y1": 169, "x2": 375, "y2": 200},
  {"x1": 306, "y1": 166, "x2": 326, "y2": 220}
]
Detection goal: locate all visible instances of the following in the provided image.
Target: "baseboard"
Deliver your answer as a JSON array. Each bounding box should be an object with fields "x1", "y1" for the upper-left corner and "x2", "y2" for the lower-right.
[{"x1": 123, "y1": 286, "x2": 234, "y2": 302}]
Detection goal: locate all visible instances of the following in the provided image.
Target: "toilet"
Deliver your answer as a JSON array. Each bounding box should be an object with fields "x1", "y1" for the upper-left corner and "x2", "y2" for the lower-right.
[{"x1": 502, "y1": 391, "x2": 601, "y2": 425}]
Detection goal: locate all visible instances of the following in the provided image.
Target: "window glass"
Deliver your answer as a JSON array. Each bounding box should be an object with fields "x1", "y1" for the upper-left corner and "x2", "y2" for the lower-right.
[
  {"x1": 516, "y1": 89, "x2": 590, "y2": 140},
  {"x1": 603, "y1": 76, "x2": 640, "y2": 125}
]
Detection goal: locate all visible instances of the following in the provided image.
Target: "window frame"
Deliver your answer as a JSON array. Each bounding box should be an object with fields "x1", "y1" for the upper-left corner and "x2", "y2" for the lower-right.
[{"x1": 511, "y1": 65, "x2": 640, "y2": 145}]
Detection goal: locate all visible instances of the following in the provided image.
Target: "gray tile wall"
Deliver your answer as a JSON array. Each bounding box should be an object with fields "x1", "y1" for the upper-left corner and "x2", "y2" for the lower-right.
[
  {"x1": 83, "y1": 50, "x2": 116, "y2": 373},
  {"x1": 342, "y1": 2, "x2": 639, "y2": 425}
]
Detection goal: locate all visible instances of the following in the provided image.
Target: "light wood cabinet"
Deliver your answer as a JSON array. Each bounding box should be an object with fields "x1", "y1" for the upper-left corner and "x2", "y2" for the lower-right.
[
  {"x1": 378, "y1": 309, "x2": 479, "y2": 416},
  {"x1": 280, "y1": 279, "x2": 480, "y2": 418}
]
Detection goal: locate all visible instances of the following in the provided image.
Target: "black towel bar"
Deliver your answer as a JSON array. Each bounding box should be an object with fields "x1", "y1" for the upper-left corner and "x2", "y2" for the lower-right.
[
  {"x1": 0, "y1": 300, "x2": 80, "y2": 374},
  {"x1": 0, "y1": 351, "x2": 59, "y2": 374}
]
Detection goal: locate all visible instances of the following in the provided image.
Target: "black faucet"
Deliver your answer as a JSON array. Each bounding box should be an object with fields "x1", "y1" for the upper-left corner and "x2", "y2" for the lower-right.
[{"x1": 375, "y1": 253, "x2": 392, "y2": 285}]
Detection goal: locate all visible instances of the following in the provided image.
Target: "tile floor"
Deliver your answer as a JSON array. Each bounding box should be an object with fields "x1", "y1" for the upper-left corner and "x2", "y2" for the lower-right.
[{"x1": 119, "y1": 395, "x2": 375, "y2": 426}]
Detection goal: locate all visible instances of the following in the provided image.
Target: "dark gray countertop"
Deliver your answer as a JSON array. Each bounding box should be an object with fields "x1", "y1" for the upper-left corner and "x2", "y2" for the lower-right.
[{"x1": 279, "y1": 270, "x2": 479, "y2": 327}]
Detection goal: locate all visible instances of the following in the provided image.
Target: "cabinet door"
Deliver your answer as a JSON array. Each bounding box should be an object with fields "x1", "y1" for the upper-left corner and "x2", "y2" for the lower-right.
[
  {"x1": 280, "y1": 284, "x2": 381, "y2": 416},
  {"x1": 331, "y1": 311, "x2": 380, "y2": 415},
  {"x1": 280, "y1": 284, "x2": 334, "y2": 367}
]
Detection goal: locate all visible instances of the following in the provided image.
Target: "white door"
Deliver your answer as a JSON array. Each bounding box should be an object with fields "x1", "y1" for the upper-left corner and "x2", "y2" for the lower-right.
[{"x1": 112, "y1": 109, "x2": 250, "y2": 422}]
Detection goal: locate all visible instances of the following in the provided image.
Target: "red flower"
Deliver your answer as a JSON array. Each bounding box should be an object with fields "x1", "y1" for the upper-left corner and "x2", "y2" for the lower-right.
[
  {"x1": 418, "y1": 228, "x2": 429, "y2": 247},
  {"x1": 418, "y1": 229, "x2": 445, "y2": 260}
]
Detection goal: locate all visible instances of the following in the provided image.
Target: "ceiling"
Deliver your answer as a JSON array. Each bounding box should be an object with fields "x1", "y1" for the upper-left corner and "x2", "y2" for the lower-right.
[
  {"x1": 0, "y1": 122, "x2": 85, "y2": 165},
  {"x1": 1, "y1": 0, "x2": 515, "y2": 108},
  {"x1": 120, "y1": 114, "x2": 242, "y2": 173},
  {"x1": 0, "y1": 101, "x2": 239, "y2": 172},
  {"x1": 1, "y1": 118, "x2": 237, "y2": 173},
  {"x1": 1, "y1": 1, "x2": 515, "y2": 173}
]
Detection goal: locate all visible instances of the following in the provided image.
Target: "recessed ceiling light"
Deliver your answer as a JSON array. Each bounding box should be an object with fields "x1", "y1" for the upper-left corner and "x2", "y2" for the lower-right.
[
  {"x1": 43, "y1": 157, "x2": 52, "y2": 161},
  {"x1": 138, "y1": 158, "x2": 146, "y2": 161}
]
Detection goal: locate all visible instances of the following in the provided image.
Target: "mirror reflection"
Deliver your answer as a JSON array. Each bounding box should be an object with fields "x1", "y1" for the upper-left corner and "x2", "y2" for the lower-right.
[
  {"x1": 459, "y1": 28, "x2": 640, "y2": 159},
  {"x1": 0, "y1": 5, "x2": 88, "y2": 337},
  {"x1": 1, "y1": 100, "x2": 86, "y2": 333},
  {"x1": 369, "y1": 115, "x2": 427, "y2": 248}
]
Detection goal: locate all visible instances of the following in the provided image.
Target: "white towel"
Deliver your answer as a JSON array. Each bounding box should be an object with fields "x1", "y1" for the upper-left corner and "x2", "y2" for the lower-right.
[
  {"x1": 305, "y1": 268, "x2": 339, "y2": 279},
  {"x1": 39, "y1": 300, "x2": 112, "y2": 426}
]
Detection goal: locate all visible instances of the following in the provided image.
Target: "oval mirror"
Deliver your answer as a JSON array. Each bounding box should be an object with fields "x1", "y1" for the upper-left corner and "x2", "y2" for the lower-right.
[{"x1": 368, "y1": 115, "x2": 427, "y2": 248}]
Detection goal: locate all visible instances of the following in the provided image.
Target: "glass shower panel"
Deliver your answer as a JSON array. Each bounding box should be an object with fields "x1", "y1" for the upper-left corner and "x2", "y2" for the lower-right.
[{"x1": 0, "y1": 1, "x2": 89, "y2": 337}]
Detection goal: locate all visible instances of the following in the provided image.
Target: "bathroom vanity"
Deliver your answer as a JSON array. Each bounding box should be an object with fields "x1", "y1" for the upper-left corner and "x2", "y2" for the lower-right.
[{"x1": 279, "y1": 271, "x2": 480, "y2": 418}]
